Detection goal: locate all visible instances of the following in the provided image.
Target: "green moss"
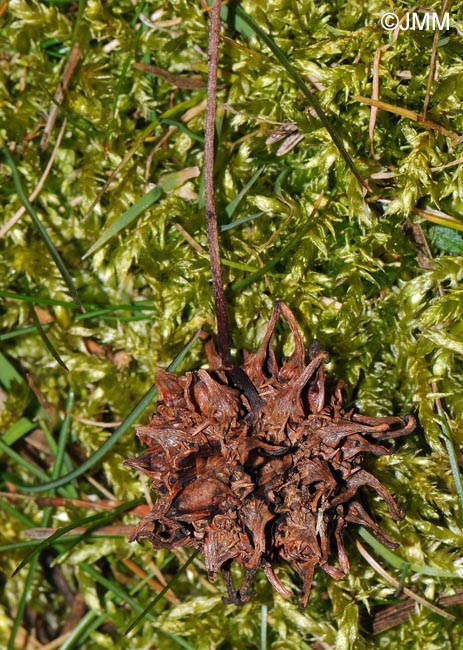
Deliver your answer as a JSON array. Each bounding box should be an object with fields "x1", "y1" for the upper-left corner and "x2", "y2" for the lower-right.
[{"x1": 1, "y1": 0, "x2": 463, "y2": 648}]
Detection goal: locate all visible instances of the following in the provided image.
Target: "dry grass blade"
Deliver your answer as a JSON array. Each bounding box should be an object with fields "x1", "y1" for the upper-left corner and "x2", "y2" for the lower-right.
[
  {"x1": 422, "y1": 0, "x2": 448, "y2": 118},
  {"x1": 352, "y1": 95, "x2": 460, "y2": 140},
  {"x1": 134, "y1": 62, "x2": 207, "y2": 89},
  {"x1": 40, "y1": 43, "x2": 82, "y2": 151}
]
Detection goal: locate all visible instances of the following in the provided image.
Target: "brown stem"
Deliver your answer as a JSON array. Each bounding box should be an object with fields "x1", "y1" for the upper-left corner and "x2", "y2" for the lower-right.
[{"x1": 204, "y1": 0, "x2": 232, "y2": 366}]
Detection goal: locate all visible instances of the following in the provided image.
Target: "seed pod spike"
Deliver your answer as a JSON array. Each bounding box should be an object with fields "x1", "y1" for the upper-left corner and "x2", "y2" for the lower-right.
[
  {"x1": 277, "y1": 301, "x2": 306, "y2": 381},
  {"x1": 243, "y1": 301, "x2": 281, "y2": 384}
]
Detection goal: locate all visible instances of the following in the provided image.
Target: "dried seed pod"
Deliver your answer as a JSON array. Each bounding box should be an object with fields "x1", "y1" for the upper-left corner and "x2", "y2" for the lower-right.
[{"x1": 124, "y1": 301, "x2": 415, "y2": 607}]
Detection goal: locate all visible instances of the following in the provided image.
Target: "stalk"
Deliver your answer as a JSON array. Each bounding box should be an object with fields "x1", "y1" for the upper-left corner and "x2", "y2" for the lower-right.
[{"x1": 204, "y1": 0, "x2": 232, "y2": 366}]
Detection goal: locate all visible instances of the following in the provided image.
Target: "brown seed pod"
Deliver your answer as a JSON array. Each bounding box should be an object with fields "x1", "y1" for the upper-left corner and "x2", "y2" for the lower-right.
[{"x1": 124, "y1": 301, "x2": 415, "y2": 608}]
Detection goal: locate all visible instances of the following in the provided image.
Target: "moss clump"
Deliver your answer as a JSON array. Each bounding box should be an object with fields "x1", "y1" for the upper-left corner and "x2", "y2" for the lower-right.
[{"x1": 1, "y1": 1, "x2": 463, "y2": 648}]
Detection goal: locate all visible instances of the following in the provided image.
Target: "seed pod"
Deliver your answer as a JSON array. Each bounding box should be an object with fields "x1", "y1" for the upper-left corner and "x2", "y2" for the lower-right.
[{"x1": 124, "y1": 301, "x2": 415, "y2": 607}]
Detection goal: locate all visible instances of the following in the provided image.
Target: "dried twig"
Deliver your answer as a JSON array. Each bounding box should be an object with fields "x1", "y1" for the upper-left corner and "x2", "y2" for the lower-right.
[
  {"x1": 41, "y1": 43, "x2": 82, "y2": 151},
  {"x1": 369, "y1": 27, "x2": 401, "y2": 159},
  {"x1": 430, "y1": 155, "x2": 463, "y2": 172}
]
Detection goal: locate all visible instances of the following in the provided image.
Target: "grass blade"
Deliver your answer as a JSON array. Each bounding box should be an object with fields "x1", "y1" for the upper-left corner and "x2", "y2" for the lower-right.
[
  {"x1": 225, "y1": 165, "x2": 265, "y2": 219},
  {"x1": 2, "y1": 148, "x2": 85, "y2": 311},
  {"x1": 229, "y1": 5, "x2": 370, "y2": 192},
  {"x1": 161, "y1": 118, "x2": 205, "y2": 143},
  {"x1": 260, "y1": 604, "x2": 268, "y2": 650},
  {"x1": 125, "y1": 550, "x2": 199, "y2": 635},
  {"x1": 52, "y1": 390, "x2": 74, "y2": 480},
  {"x1": 7, "y1": 488, "x2": 59, "y2": 649},
  {"x1": 413, "y1": 206, "x2": 463, "y2": 233},
  {"x1": 79, "y1": 561, "x2": 158, "y2": 622},
  {"x1": 0, "y1": 438, "x2": 52, "y2": 483},
  {"x1": 29, "y1": 303, "x2": 68, "y2": 371},
  {"x1": 1, "y1": 418, "x2": 36, "y2": 446},
  {"x1": 60, "y1": 610, "x2": 107, "y2": 650},
  {"x1": 83, "y1": 166, "x2": 199, "y2": 258},
  {"x1": 436, "y1": 411, "x2": 463, "y2": 527},
  {"x1": 7, "y1": 554, "x2": 41, "y2": 650},
  {"x1": 82, "y1": 185, "x2": 161, "y2": 258},
  {"x1": 0, "y1": 324, "x2": 53, "y2": 342},
  {"x1": 358, "y1": 527, "x2": 459, "y2": 578},
  {"x1": 0, "y1": 498, "x2": 36, "y2": 529},
  {"x1": 220, "y1": 211, "x2": 265, "y2": 232},
  {"x1": 0, "y1": 290, "x2": 78, "y2": 308},
  {"x1": 0, "y1": 352, "x2": 25, "y2": 388}
]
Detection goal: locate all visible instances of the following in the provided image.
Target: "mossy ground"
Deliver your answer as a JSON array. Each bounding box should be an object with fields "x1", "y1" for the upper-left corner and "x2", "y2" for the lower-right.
[{"x1": 1, "y1": 1, "x2": 463, "y2": 648}]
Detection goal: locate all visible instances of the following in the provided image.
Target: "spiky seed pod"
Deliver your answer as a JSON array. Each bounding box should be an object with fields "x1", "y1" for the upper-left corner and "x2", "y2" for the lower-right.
[{"x1": 124, "y1": 301, "x2": 415, "y2": 607}]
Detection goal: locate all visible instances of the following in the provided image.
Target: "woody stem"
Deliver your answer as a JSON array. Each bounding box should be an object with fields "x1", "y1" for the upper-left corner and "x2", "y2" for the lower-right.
[{"x1": 204, "y1": 0, "x2": 232, "y2": 366}]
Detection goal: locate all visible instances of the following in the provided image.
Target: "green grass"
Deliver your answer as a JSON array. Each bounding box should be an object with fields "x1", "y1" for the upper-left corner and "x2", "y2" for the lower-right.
[{"x1": 1, "y1": 1, "x2": 463, "y2": 648}]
